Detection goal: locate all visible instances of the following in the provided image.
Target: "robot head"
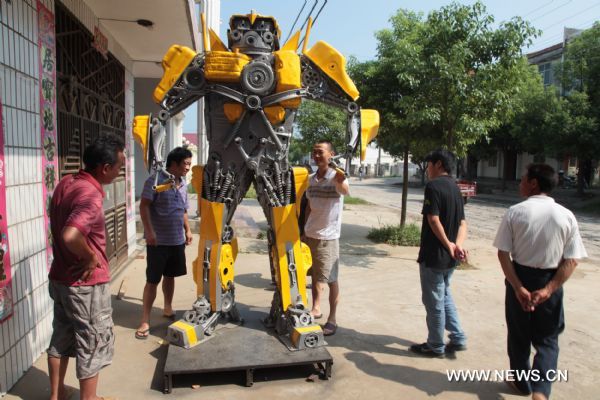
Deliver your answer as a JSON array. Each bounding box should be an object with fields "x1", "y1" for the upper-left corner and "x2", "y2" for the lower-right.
[{"x1": 228, "y1": 11, "x2": 280, "y2": 55}]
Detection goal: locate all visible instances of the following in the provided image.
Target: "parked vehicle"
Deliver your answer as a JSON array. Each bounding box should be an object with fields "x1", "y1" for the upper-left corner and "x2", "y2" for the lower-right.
[{"x1": 456, "y1": 179, "x2": 477, "y2": 204}]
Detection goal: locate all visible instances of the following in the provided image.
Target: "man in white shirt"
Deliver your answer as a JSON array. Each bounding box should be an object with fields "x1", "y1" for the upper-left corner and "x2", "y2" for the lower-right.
[
  {"x1": 303, "y1": 140, "x2": 349, "y2": 336},
  {"x1": 494, "y1": 163, "x2": 587, "y2": 400}
]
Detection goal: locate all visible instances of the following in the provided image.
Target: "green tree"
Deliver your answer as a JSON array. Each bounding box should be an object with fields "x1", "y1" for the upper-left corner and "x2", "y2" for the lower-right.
[
  {"x1": 354, "y1": 2, "x2": 537, "y2": 225},
  {"x1": 295, "y1": 100, "x2": 347, "y2": 157},
  {"x1": 556, "y1": 24, "x2": 600, "y2": 192}
]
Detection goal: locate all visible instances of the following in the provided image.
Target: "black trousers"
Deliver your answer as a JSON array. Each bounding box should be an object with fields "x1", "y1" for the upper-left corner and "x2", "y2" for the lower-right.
[{"x1": 505, "y1": 262, "x2": 564, "y2": 398}]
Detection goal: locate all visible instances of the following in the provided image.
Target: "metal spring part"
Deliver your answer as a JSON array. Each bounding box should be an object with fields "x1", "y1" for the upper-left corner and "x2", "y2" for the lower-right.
[
  {"x1": 273, "y1": 163, "x2": 284, "y2": 203},
  {"x1": 218, "y1": 171, "x2": 234, "y2": 201},
  {"x1": 202, "y1": 173, "x2": 209, "y2": 199},
  {"x1": 210, "y1": 161, "x2": 221, "y2": 201},
  {"x1": 284, "y1": 170, "x2": 292, "y2": 204}
]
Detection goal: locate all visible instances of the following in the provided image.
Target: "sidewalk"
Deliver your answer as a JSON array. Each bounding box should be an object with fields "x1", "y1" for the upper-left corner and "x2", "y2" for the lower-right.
[{"x1": 5, "y1": 198, "x2": 599, "y2": 399}]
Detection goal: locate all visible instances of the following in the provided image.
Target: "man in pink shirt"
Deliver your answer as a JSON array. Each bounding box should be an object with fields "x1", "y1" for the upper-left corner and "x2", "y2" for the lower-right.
[{"x1": 47, "y1": 134, "x2": 124, "y2": 400}]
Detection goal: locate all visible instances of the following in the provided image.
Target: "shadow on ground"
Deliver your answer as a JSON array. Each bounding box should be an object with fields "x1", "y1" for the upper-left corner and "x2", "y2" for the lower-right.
[{"x1": 345, "y1": 352, "x2": 510, "y2": 400}]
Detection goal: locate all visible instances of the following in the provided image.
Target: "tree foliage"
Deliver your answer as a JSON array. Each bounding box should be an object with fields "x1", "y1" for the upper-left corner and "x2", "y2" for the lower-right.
[
  {"x1": 373, "y1": 1, "x2": 539, "y2": 157},
  {"x1": 294, "y1": 100, "x2": 347, "y2": 158}
]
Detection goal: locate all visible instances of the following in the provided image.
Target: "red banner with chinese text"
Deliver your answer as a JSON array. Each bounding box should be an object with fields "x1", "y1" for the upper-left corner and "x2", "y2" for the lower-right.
[
  {"x1": 0, "y1": 100, "x2": 14, "y2": 323},
  {"x1": 37, "y1": 1, "x2": 58, "y2": 270}
]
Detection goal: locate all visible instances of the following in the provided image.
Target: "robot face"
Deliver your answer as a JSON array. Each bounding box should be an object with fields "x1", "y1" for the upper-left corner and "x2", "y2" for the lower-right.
[{"x1": 228, "y1": 14, "x2": 280, "y2": 55}]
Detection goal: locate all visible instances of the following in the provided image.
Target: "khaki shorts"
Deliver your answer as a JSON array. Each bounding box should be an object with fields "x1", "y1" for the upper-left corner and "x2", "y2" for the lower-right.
[
  {"x1": 305, "y1": 237, "x2": 339, "y2": 283},
  {"x1": 47, "y1": 281, "x2": 114, "y2": 380}
]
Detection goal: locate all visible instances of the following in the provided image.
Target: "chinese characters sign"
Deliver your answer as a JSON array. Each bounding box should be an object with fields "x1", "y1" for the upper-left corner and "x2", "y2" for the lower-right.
[
  {"x1": 38, "y1": 1, "x2": 58, "y2": 270},
  {"x1": 0, "y1": 99, "x2": 14, "y2": 323}
]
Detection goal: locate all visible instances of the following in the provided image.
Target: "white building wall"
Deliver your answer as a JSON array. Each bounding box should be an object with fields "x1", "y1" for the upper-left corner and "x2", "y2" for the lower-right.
[
  {"x1": 0, "y1": 0, "x2": 54, "y2": 394},
  {"x1": 0, "y1": 0, "x2": 138, "y2": 393}
]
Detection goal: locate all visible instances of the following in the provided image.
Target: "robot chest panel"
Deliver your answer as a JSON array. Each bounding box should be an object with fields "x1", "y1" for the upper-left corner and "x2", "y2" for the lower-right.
[{"x1": 207, "y1": 51, "x2": 302, "y2": 98}]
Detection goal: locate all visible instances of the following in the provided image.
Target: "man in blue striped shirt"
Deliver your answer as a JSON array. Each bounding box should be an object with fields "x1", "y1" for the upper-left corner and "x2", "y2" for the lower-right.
[{"x1": 135, "y1": 147, "x2": 193, "y2": 340}]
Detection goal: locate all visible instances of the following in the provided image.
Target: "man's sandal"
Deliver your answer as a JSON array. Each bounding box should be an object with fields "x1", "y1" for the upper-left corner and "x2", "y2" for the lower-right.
[
  {"x1": 135, "y1": 328, "x2": 149, "y2": 340},
  {"x1": 322, "y1": 322, "x2": 337, "y2": 336}
]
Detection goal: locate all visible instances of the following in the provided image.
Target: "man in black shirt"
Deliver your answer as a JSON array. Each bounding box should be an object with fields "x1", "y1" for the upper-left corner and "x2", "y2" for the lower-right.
[{"x1": 410, "y1": 149, "x2": 468, "y2": 358}]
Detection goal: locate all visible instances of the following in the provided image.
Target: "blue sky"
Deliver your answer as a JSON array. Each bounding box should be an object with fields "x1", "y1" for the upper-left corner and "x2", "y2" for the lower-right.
[{"x1": 183, "y1": 0, "x2": 600, "y2": 131}]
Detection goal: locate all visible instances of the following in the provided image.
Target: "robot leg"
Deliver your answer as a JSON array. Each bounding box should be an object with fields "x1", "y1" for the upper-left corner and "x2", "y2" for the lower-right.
[
  {"x1": 266, "y1": 203, "x2": 325, "y2": 350},
  {"x1": 167, "y1": 167, "x2": 241, "y2": 348}
]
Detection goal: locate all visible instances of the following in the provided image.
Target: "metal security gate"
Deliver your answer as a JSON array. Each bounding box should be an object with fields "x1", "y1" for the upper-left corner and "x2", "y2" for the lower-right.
[{"x1": 55, "y1": 2, "x2": 128, "y2": 269}]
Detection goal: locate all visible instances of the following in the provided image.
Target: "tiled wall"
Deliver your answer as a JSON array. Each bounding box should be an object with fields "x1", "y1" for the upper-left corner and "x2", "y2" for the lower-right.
[
  {"x1": 0, "y1": 0, "x2": 137, "y2": 394},
  {"x1": 0, "y1": 0, "x2": 55, "y2": 394}
]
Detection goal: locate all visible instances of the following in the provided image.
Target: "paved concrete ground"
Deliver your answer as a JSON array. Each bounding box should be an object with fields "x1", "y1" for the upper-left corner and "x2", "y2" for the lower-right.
[{"x1": 6, "y1": 178, "x2": 600, "y2": 399}]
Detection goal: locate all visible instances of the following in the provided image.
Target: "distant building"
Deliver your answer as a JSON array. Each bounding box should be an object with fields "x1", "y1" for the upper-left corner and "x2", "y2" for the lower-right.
[{"x1": 475, "y1": 28, "x2": 584, "y2": 181}]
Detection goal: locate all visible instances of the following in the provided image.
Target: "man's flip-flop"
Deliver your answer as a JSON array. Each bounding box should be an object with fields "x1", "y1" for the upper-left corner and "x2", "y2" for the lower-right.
[
  {"x1": 311, "y1": 313, "x2": 323, "y2": 320},
  {"x1": 163, "y1": 313, "x2": 176, "y2": 321},
  {"x1": 135, "y1": 329, "x2": 149, "y2": 340},
  {"x1": 322, "y1": 322, "x2": 337, "y2": 336}
]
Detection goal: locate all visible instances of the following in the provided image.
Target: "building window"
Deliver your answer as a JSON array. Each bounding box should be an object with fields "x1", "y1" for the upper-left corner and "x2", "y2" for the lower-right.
[
  {"x1": 569, "y1": 157, "x2": 577, "y2": 167},
  {"x1": 538, "y1": 63, "x2": 554, "y2": 86},
  {"x1": 486, "y1": 154, "x2": 497, "y2": 168}
]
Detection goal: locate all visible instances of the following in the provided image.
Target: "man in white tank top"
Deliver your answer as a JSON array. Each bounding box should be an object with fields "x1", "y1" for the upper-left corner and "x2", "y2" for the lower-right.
[{"x1": 303, "y1": 140, "x2": 349, "y2": 336}]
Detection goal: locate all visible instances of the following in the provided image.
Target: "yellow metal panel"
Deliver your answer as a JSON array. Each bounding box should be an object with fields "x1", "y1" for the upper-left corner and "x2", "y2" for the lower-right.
[
  {"x1": 231, "y1": 237, "x2": 238, "y2": 260},
  {"x1": 223, "y1": 103, "x2": 244, "y2": 123},
  {"x1": 192, "y1": 256, "x2": 201, "y2": 290},
  {"x1": 304, "y1": 41, "x2": 359, "y2": 101},
  {"x1": 171, "y1": 320, "x2": 198, "y2": 344},
  {"x1": 264, "y1": 105, "x2": 285, "y2": 125},
  {"x1": 198, "y1": 199, "x2": 224, "y2": 307},
  {"x1": 300, "y1": 241, "x2": 312, "y2": 276},
  {"x1": 204, "y1": 51, "x2": 251, "y2": 83},
  {"x1": 274, "y1": 50, "x2": 302, "y2": 109},
  {"x1": 302, "y1": 17, "x2": 313, "y2": 54},
  {"x1": 294, "y1": 325, "x2": 322, "y2": 334},
  {"x1": 191, "y1": 165, "x2": 204, "y2": 202},
  {"x1": 209, "y1": 28, "x2": 227, "y2": 52},
  {"x1": 132, "y1": 115, "x2": 150, "y2": 169},
  {"x1": 154, "y1": 45, "x2": 197, "y2": 103},
  {"x1": 281, "y1": 30, "x2": 301, "y2": 52},
  {"x1": 271, "y1": 205, "x2": 308, "y2": 309},
  {"x1": 360, "y1": 109, "x2": 380, "y2": 161},
  {"x1": 292, "y1": 167, "x2": 309, "y2": 219},
  {"x1": 219, "y1": 244, "x2": 235, "y2": 291},
  {"x1": 249, "y1": 10, "x2": 258, "y2": 25},
  {"x1": 201, "y1": 13, "x2": 209, "y2": 51},
  {"x1": 291, "y1": 324, "x2": 322, "y2": 347}
]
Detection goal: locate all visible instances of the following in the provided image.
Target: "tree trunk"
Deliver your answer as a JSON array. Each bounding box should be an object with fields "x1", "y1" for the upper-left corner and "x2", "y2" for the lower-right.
[
  {"x1": 501, "y1": 149, "x2": 508, "y2": 192},
  {"x1": 377, "y1": 146, "x2": 382, "y2": 176},
  {"x1": 401, "y1": 147, "x2": 409, "y2": 227},
  {"x1": 577, "y1": 158, "x2": 586, "y2": 196}
]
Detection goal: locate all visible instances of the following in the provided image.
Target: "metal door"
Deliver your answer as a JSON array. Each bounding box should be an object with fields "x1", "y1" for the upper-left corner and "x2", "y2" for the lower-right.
[{"x1": 55, "y1": 2, "x2": 128, "y2": 269}]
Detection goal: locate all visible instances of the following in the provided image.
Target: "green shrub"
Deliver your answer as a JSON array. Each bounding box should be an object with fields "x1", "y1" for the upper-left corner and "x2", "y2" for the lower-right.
[
  {"x1": 187, "y1": 184, "x2": 196, "y2": 194},
  {"x1": 344, "y1": 196, "x2": 369, "y2": 205},
  {"x1": 367, "y1": 223, "x2": 421, "y2": 246},
  {"x1": 245, "y1": 186, "x2": 257, "y2": 199}
]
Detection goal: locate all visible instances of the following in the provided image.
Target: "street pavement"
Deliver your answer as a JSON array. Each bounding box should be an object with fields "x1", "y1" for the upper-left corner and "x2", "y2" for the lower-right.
[{"x1": 6, "y1": 178, "x2": 600, "y2": 399}]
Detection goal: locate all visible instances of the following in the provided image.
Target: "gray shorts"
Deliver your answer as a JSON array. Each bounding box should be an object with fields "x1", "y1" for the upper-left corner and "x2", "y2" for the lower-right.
[
  {"x1": 47, "y1": 281, "x2": 114, "y2": 380},
  {"x1": 305, "y1": 237, "x2": 339, "y2": 283}
]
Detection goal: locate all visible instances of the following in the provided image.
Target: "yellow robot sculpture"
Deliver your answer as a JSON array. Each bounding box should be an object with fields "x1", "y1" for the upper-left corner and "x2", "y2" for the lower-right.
[{"x1": 133, "y1": 11, "x2": 379, "y2": 351}]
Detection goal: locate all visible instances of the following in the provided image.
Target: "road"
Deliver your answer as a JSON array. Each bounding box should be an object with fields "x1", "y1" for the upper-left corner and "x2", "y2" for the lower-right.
[{"x1": 349, "y1": 177, "x2": 600, "y2": 261}]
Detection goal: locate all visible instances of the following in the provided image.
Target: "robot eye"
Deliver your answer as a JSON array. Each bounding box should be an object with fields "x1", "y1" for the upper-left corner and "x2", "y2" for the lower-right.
[
  {"x1": 244, "y1": 31, "x2": 261, "y2": 46},
  {"x1": 262, "y1": 31, "x2": 274, "y2": 44},
  {"x1": 231, "y1": 30, "x2": 242, "y2": 41}
]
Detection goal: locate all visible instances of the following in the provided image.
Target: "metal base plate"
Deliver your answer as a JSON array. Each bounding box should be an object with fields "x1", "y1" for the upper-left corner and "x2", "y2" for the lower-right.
[{"x1": 163, "y1": 308, "x2": 333, "y2": 392}]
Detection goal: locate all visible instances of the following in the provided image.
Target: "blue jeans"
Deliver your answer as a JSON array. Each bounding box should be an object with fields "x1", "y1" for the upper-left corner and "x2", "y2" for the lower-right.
[{"x1": 419, "y1": 264, "x2": 466, "y2": 353}]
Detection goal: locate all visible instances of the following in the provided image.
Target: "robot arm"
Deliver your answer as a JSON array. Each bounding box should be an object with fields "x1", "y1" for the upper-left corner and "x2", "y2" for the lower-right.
[
  {"x1": 299, "y1": 41, "x2": 380, "y2": 172},
  {"x1": 132, "y1": 45, "x2": 208, "y2": 182}
]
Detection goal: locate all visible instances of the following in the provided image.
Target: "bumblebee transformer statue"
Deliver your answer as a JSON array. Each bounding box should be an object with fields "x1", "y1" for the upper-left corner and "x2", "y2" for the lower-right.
[{"x1": 133, "y1": 11, "x2": 379, "y2": 351}]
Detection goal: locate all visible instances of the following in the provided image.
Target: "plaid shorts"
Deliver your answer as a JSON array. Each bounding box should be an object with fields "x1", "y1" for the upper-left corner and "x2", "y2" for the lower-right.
[
  {"x1": 305, "y1": 237, "x2": 339, "y2": 283},
  {"x1": 47, "y1": 281, "x2": 114, "y2": 379}
]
